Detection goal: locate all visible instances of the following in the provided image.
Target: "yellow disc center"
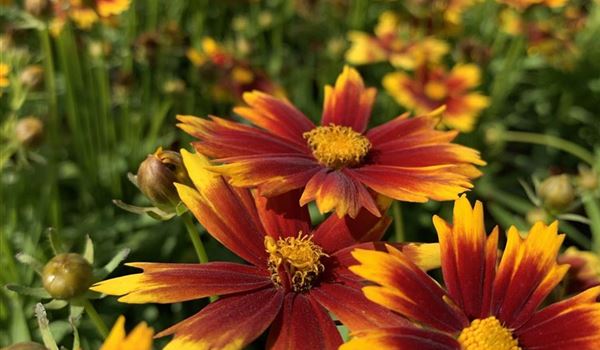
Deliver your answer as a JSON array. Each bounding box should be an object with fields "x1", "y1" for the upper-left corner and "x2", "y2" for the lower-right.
[
  {"x1": 264, "y1": 233, "x2": 328, "y2": 292},
  {"x1": 424, "y1": 81, "x2": 448, "y2": 101},
  {"x1": 458, "y1": 317, "x2": 521, "y2": 350},
  {"x1": 303, "y1": 124, "x2": 371, "y2": 169}
]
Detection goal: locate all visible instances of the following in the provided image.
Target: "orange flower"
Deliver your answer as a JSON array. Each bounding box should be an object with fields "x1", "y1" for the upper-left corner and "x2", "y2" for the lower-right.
[
  {"x1": 96, "y1": 0, "x2": 131, "y2": 17},
  {"x1": 100, "y1": 316, "x2": 153, "y2": 350},
  {"x1": 177, "y1": 66, "x2": 484, "y2": 218},
  {"x1": 384, "y1": 63, "x2": 489, "y2": 132},
  {"x1": 345, "y1": 11, "x2": 448, "y2": 70},
  {"x1": 343, "y1": 196, "x2": 600, "y2": 349}
]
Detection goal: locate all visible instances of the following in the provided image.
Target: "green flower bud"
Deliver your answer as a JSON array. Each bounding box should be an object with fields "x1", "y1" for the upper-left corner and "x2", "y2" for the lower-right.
[
  {"x1": 577, "y1": 166, "x2": 598, "y2": 192},
  {"x1": 42, "y1": 253, "x2": 93, "y2": 300},
  {"x1": 137, "y1": 148, "x2": 191, "y2": 210},
  {"x1": 526, "y1": 208, "x2": 548, "y2": 225},
  {"x1": 15, "y1": 116, "x2": 44, "y2": 148},
  {"x1": 4, "y1": 342, "x2": 47, "y2": 350},
  {"x1": 539, "y1": 174, "x2": 575, "y2": 211}
]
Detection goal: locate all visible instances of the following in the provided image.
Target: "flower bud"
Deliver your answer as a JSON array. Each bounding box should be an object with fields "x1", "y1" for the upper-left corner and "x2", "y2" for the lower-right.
[
  {"x1": 163, "y1": 79, "x2": 186, "y2": 94},
  {"x1": 25, "y1": 0, "x2": 48, "y2": 16},
  {"x1": 525, "y1": 208, "x2": 548, "y2": 225},
  {"x1": 136, "y1": 148, "x2": 191, "y2": 210},
  {"x1": 577, "y1": 165, "x2": 598, "y2": 192},
  {"x1": 20, "y1": 65, "x2": 44, "y2": 89},
  {"x1": 5, "y1": 342, "x2": 48, "y2": 350},
  {"x1": 15, "y1": 116, "x2": 44, "y2": 148},
  {"x1": 42, "y1": 253, "x2": 93, "y2": 300},
  {"x1": 539, "y1": 174, "x2": 575, "y2": 210}
]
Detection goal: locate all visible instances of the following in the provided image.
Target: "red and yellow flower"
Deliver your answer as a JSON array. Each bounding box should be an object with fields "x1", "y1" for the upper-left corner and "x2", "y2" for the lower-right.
[
  {"x1": 177, "y1": 66, "x2": 484, "y2": 218},
  {"x1": 384, "y1": 63, "x2": 489, "y2": 132},
  {"x1": 100, "y1": 316, "x2": 153, "y2": 350},
  {"x1": 343, "y1": 196, "x2": 600, "y2": 350},
  {"x1": 345, "y1": 11, "x2": 449, "y2": 70},
  {"x1": 91, "y1": 150, "x2": 440, "y2": 350}
]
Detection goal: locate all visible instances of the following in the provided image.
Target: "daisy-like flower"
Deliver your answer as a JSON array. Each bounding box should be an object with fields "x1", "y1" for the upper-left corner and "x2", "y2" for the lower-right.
[
  {"x1": 384, "y1": 63, "x2": 489, "y2": 132},
  {"x1": 96, "y1": 0, "x2": 131, "y2": 17},
  {"x1": 343, "y1": 196, "x2": 600, "y2": 350},
  {"x1": 91, "y1": 150, "x2": 440, "y2": 350},
  {"x1": 345, "y1": 11, "x2": 449, "y2": 70},
  {"x1": 177, "y1": 66, "x2": 484, "y2": 218},
  {"x1": 100, "y1": 315, "x2": 153, "y2": 350}
]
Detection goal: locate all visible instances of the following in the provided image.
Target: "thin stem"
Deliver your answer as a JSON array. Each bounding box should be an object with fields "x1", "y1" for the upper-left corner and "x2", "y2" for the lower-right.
[
  {"x1": 82, "y1": 299, "x2": 108, "y2": 338},
  {"x1": 182, "y1": 213, "x2": 209, "y2": 264},
  {"x1": 582, "y1": 194, "x2": 600, "y2": 253},
  {"x1": 391, "y1": 201, "x2": 405, "y2": 242},
  {"x1": 499, "y1": 131, "x2": 595, "y2": 166}
]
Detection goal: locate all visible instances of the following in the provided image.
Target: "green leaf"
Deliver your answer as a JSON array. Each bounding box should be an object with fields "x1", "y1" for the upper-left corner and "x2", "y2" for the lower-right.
[
  {"x1": 82, "y1": 235, "x2": 94, "y2": 265},
  {"x1": 44, "y1": 299, "x2": 68, "y2": 310},
  {"x1": 95, "y1": 248, "x2": 130, "y2": 280},
  {"x1": 35, "y1": 303, "x2": 59, "y2": 350},
  {"x1": 15, "y1": 253, "x2": 44, "y2": 274},
  {"x1": 6, "y1": 284, "x2": 51, "y2": 299}
]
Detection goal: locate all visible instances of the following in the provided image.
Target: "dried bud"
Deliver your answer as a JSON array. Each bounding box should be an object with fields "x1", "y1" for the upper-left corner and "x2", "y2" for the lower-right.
[
  {"x1": 5, "y1": 342, "x2": 48, "y2": 350},
  {"x1": 539, "y1": 174, "x2": 575, "y2": 210},
  {"x1": 137, "y1": 148, "x2": 191, "y2": 210},
  {"x1": 42, "y1": 253, "x2": 93, "y2": 299},
  {"x1": 20, "y1": 65, "x2": 44, "y2": 89},
  {"x1": 25, "y1": 0, "x2": 48, "y2": 16},
  {"x1": 15, "y1": 116, "x2": 44, "y2": 148},
  {"x1": 526, "y1": 208, "x2": 549, "y2": 225}
]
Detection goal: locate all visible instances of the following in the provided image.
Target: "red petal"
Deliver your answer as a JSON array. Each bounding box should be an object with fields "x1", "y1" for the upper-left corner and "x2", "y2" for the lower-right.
[
  {"x1": 300, "y1": 169, "x2": 379, "y2": 218},
  {"x1": 312, "y1": 198, "x2": 392, "y2": 253},
  {"x1": 321, "y1": 66, "x2": 376, "y2": 133},
  {"x1": 254, "y1": 189, "x2": 311, "y2": 239},
  {"x1": 365, "y1": 114, "x2": 434, "y2": 145},
  {"x1": 90, "y1": 262, "x2": 270, "y2": 304},
  {"x1": 341, "y1": 327, "x2": 459, "y2": 350},
  {"x1": 158, "y1": 287, "x2": 284, "y2": 350},
  {"x1": 310, "y1": 282, "x2": 410, "y2": 331},
  {"x1": 266, "y1": 293, "x2": 342, "y2": 350},
  {"x1": 234, "y1": 91, "x2": 315, "y2": 145}
]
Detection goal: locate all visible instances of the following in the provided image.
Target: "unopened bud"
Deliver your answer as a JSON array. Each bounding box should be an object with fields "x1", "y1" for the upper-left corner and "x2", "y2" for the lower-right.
[
  {"x1": 577, "y1": 165, "x2": 598, "y2": 192},
  {"x1": 15, "y1": 116, "x2": 44, "y2": 148},
  {"x1": 42, "y1": 253, "x2": 93, "y2": 300},
  {"x1": 163, "y1": 79, "x2": 186, "y2": 94},
  {"x1": 137, "y1": 148, "x2": 191, "y2": 210},
  {"x1": 539, "y1": 174, "x2": 575, "y2": 210},
  {"x1": 20, "y1": 65, "x2": 44, "y2": 89},
  {"x1": 25, "y1": 0, "x2": 48, "y2": 16},
  {"x1": 526, "y1": 208, "x2": 548, "y2": 225}
]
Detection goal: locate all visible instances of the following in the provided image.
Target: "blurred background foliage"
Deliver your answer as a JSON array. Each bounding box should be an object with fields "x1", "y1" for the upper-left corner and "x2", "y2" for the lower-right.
[{"x1": 1, "y1": 0, "x2": 599, "y2": 348}]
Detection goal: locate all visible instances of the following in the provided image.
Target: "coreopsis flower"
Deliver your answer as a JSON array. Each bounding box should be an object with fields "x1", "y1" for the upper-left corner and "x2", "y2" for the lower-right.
[
  {"x1": 100, "y1": 316, "x2": 153, "y2": 350},
  {"x1": 0, "y1": 62, "x2": 10, "y2": 89},
  {"x1": 69, "y1": 7, "x2": 98, "y2": 30},
  {"x1": 91, "y1": 150, "x2": 440, "y2": 350},
  {"x1": 559, "y1": 247, "x2": 600, "y2": 296},
  {"x1": 345, "y1": 11, "x2": 449, "y2": 70},
  {"x1": 96, "y1": 0, "x2": 131, "y2": 17},
  {"x1": 383, "y1": 63, "x2": 489, "y2": 132},
  {"x1": 177, "y1": 66, "x2": 484, "y2": 218},
  {"x1": 498, "y1": 0, "x2": 567, "y2": 11},
  {"x1": 343, "y1": 196, "x2": 600, "y2": 349}
]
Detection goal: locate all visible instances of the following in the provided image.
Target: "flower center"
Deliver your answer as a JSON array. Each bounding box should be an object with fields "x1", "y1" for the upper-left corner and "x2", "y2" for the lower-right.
[
  {"x1": 303, "y1": 124, "x2": 371, "y2": 169},
  {"x1": 458, "y1": 317, "x2": 521, "y2": 350},
  {"x1": 264, "y1": 233, "x2": 328, "y2": 292},
  {"x1": 424, "y1": 81, "x2": 448, "y2": 101}
]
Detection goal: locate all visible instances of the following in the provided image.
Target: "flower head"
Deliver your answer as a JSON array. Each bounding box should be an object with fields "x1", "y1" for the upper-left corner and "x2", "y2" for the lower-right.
[
  {"x1": 91, "y1": 150, "x2": 440, "y2": 349},
  {"x1": 96, "y1": 0, "x2": 131, "y2": 17},
  {"x1": 384, "y1": 63, "x2": 489, "y2": 132},
  {"x1": 0, "y1": 62, "x2": 10, "y2": 89},
  {"x1": 177, "y1": 66, "x2": 484, "y2": 218},
  {"x1": 343, "y1": 196, "x2": 600, "y2": 349},
  {"x1": 100, "y1": 315, "x2": 153, "y2": 350}
]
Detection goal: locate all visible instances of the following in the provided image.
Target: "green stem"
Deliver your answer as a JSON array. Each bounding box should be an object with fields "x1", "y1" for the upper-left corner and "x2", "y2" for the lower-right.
[
  {"x1": 391, "y1": 201, "x2": 405, "y2": 242},
  {"x1": 82, "y1": 299, "x2": 108, "y2": 338},
  {"x1": 499, "y1": 131, "x2": 595, "y2": 166},
  {"x1": 582, "y1": 194, "x2": 600, "y2": 253},
  {"x1": 182, "y1": 214, "x2": 209, "y2": 264}
]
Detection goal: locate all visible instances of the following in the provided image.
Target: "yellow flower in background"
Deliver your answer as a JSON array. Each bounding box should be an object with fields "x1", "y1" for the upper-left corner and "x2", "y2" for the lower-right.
[
  {"x1": 96, "y1": 0, "x2": 131, "y2": 17},
  {"x1": 0, "y1": 63, "x2": 10, "y2": 88},
  {"x1": 445, "y1": 0, "x2": 477, "y2": 25},
  {"x1": 383, "y1": 63, "x2": 489, "y2": 132},
  {"x1": 100, "y1": 315, "x2": 153, "y2": 350},
  {"x1": 70, "y1": 7, "x2": 98, "y2": 30},
  {"x1": 498, "y1": 0, "x2": 567, "y2": 11},
  {"x1": 345, "y1": 11, "x2": 448, "y2": 70}
]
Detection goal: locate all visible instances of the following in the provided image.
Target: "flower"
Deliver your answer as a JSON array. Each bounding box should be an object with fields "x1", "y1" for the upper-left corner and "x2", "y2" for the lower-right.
[
  {"x1": 69, "y1": 7, "x2": 98, "y2": 30},
  {"x1": 559, "y1": 247, "x2": 600, "y2": 296},
  {"x1": 100, "y1": 315, "x2": 153, "y2": 350},
  {"x1": 345, "y1": 11, "x2": 448, "y2": 69},
  {"x1": 177, "y1": 66, "x2": 484, "y2": 218},
  {"x1": 343, "y1": 196, "x2": 600, "y2": 349},
  {"x1": 91, "y1": 150, "x2": 440, "y2": 350},
  {"x1": 383, "y1": 63, "x2": 489, "y2": 132},
  {"x1": 499, "y1": 0, "x2": 567, "y2": 11},
  {"x1": 0, "y1": 62, "x2": 10, "y2": 88},
  {"x1": 42, "y1": 253, "x2": 93, "y2": 300},
  {"x1": 96, "y1": 0, "x2": 131, "y2": 17}
]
